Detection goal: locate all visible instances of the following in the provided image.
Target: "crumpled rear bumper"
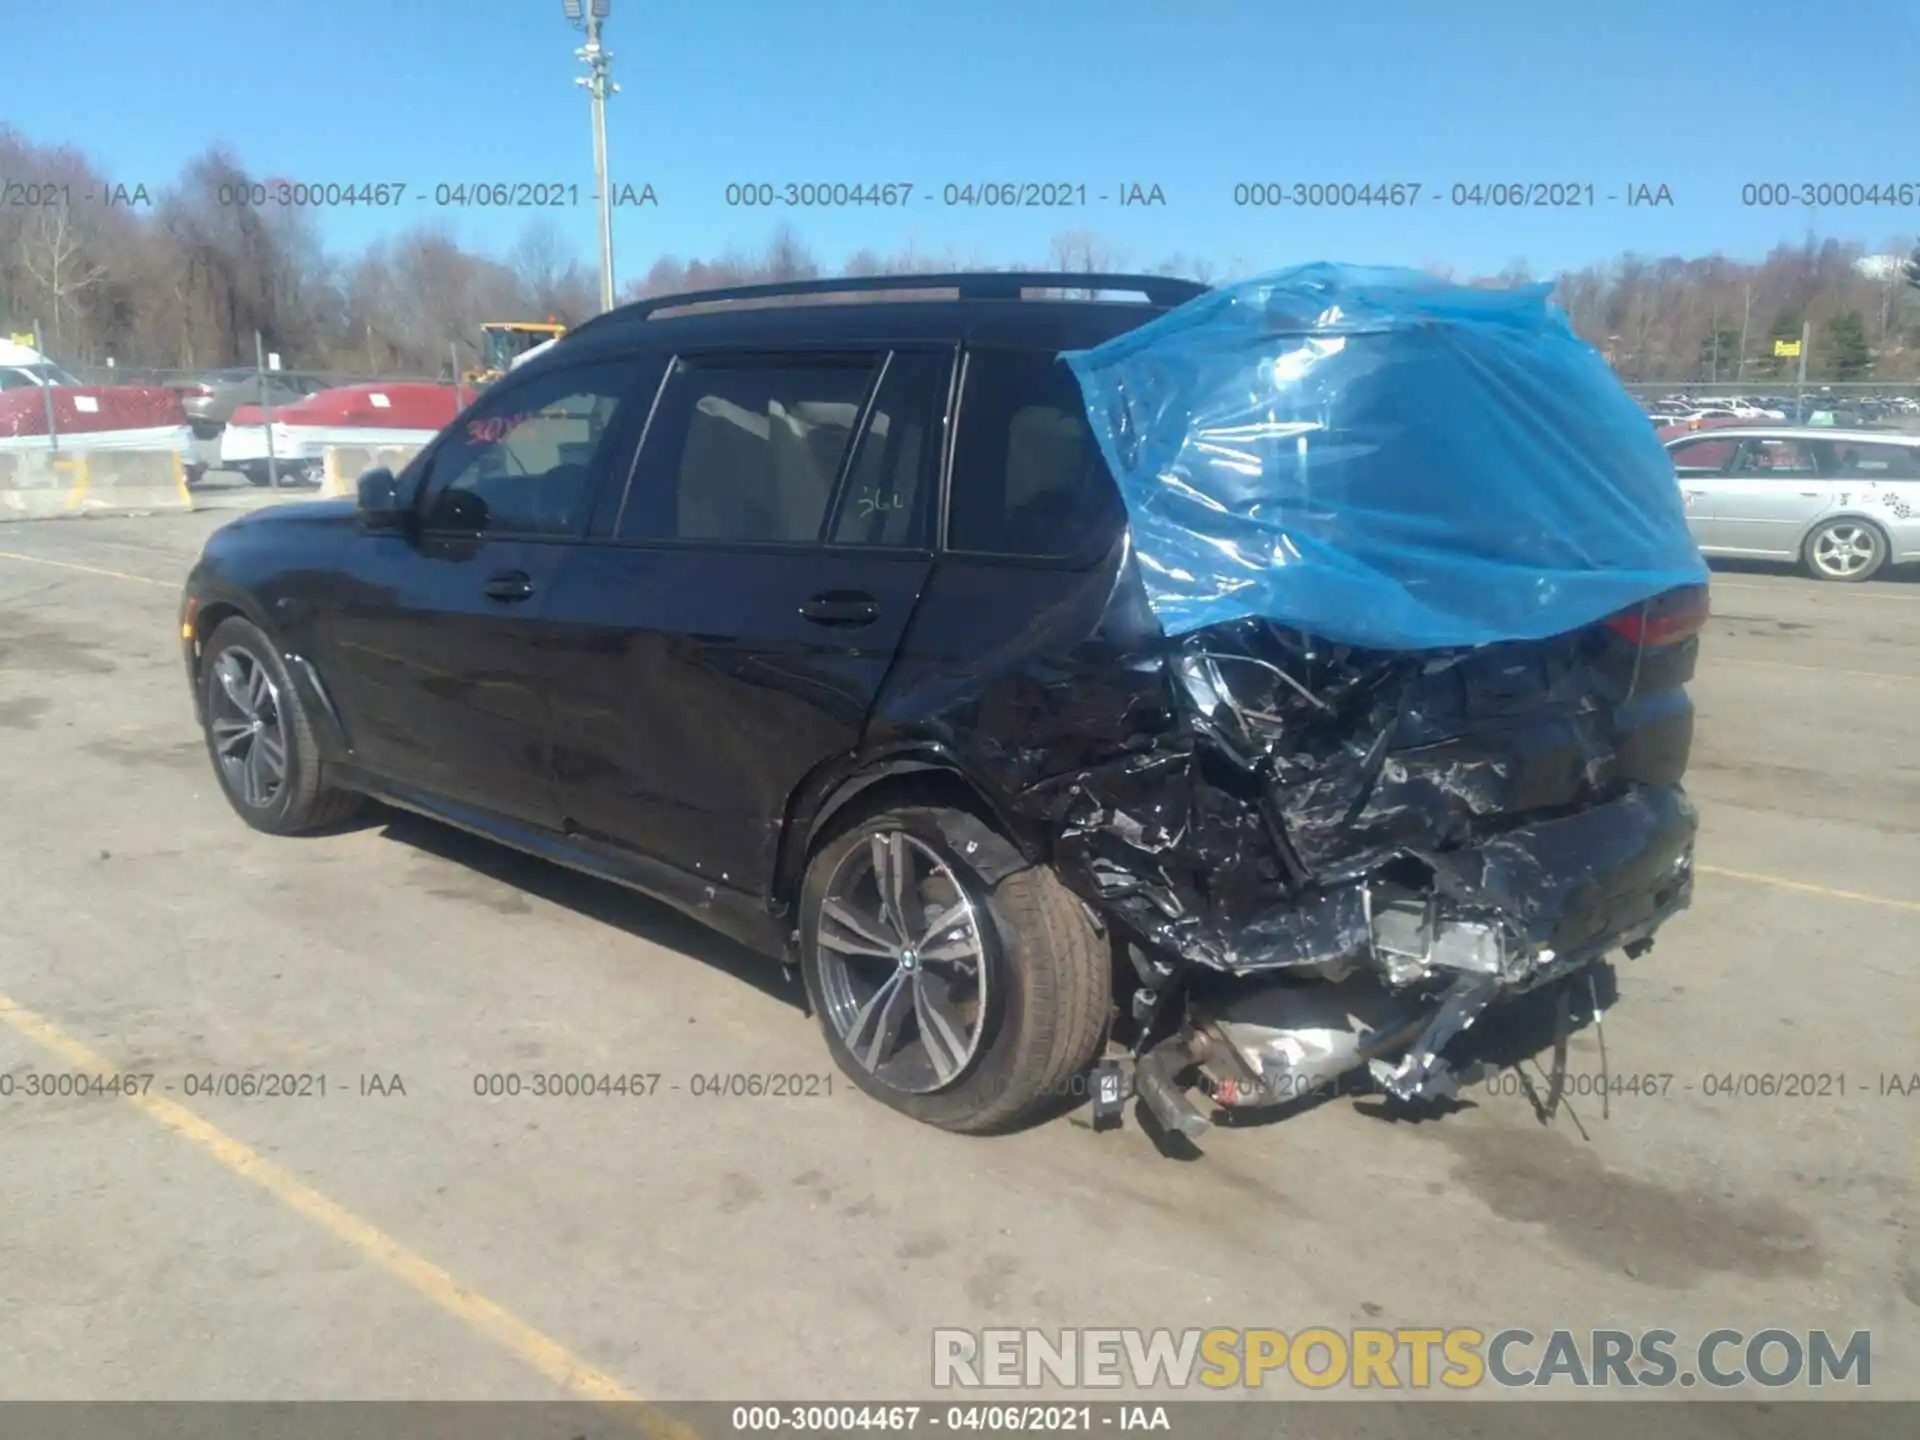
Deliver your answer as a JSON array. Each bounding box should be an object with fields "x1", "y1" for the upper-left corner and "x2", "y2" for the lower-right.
[{"x1": 1120, "y1": 785, "x2": 1696, "y2": 1130}]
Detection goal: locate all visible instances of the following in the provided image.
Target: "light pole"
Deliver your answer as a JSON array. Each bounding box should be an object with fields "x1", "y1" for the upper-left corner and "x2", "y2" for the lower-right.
[{"x1": 564, "y1": 0, "x2": 618, "y2": 312}]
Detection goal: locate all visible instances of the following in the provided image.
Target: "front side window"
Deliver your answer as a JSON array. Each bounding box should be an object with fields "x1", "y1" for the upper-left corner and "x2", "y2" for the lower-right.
[
  {"x1": 1668, "y1": 436, "x2": 1738, "y2": 473},
  {"x1": 947, "y1": 347, "x2": 1120, "y2": 559},
  {"x1": 418, "y1": 360, "x2": 653, "y2": 537},
  {"x1": 617, "y1": 358, "x2": 878, "y2": 544}
]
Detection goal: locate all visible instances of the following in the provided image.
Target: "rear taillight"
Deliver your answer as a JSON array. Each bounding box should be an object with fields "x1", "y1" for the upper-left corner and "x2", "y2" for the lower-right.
[{"x1": 1605, "y1": 586, "x2": 1710, "y2": 646}]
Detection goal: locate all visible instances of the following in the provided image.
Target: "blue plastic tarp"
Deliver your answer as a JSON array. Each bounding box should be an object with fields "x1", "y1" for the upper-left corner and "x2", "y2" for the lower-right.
[{"x1": 1063, "y1": 263, "x2": 1709, "y2": 650}]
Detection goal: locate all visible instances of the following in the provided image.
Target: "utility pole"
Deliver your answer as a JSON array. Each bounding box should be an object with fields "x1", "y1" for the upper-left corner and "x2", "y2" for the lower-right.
[
  {"x1": 1795, "y1": 318, "x2": 1811, "y2": 421},
  {"x1": 565, "y1": 0, "x2": 619, "y2": 312}
]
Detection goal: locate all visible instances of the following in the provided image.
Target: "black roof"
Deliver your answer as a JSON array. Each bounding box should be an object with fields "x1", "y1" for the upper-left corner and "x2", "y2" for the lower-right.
[{"x1": 551, "y1": 272, "x2": 1208, "y2": 363}]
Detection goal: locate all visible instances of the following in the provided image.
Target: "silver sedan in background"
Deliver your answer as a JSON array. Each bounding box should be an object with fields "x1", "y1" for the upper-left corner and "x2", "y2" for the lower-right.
[{"x1": 1663, "y1": 426, "x2": 1920, "y2": 582}]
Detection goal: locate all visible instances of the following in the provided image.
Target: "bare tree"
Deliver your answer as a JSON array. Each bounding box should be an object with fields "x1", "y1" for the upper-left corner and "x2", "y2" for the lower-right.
[{"x1": 18, "y1": 204, "x2": 107, "y2": 348}]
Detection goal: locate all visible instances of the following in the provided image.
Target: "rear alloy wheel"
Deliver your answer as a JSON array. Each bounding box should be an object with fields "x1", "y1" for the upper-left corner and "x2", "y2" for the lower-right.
[
  {"x1": 800, "y1": 804, "x2": 1110, "y2": 1134},
  {"x1": 815, "y1": 829, "x2": 991, "y2": 1094},
  {"x1": 199, "y1": 616, "x2": 362, "y2": 834},
  {"x1": 1804, "y1": 519, "x2": 1887, "y2": 583}
]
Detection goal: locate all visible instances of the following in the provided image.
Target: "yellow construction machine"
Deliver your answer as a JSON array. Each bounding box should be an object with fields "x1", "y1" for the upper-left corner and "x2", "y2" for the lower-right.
[{"x1": 464, "y1": 320, "x2": 568, "y2": 387}]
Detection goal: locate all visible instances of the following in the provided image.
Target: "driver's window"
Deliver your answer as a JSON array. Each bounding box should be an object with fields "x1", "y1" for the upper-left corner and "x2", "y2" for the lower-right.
[
  {"x1": 419, "y1": 361, "x2": 655, "y2": 537},
  {"x1": 1670, "y1": 437, "x2": 1737, "y2": 473}
]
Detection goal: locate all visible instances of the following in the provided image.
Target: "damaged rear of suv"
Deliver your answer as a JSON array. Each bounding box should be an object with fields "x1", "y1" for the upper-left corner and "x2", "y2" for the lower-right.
[
  {"x1": 799, "y1": 263, "x2": 1709, "y2": 1140},
  {"x1": 183, "y1": 264, "x2": 1708, "y2": 1146}
]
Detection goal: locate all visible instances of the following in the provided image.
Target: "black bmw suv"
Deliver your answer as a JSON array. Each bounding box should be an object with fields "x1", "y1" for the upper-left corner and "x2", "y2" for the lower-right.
[{"x1": 182, "y1": 272, "x2": 1703, "y2": 1140}]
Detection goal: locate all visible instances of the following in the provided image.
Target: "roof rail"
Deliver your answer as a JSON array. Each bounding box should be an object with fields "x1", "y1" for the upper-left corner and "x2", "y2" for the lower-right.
[{"x1": 567, "y1": 271, "x2": 1209, "y2": 340}]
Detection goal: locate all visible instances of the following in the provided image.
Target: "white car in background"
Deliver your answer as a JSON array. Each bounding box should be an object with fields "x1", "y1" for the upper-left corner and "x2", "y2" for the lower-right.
[{"x1": 1664, "y1": 426, "x2": 1920, "y2": 582}]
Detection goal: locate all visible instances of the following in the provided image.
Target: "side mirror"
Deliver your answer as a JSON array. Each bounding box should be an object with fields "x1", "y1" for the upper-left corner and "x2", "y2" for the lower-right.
[{"x1": 356, "y1": 467, "x2": 408, "y2": 532}]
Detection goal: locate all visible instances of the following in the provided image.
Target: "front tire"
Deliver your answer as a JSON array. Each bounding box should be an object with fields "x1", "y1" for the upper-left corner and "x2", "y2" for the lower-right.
[
  {"x1": 799, "y1": 803, "x2": 1110, "y2": 1134},
  {"x1": 1804, "y1": 518, "x2": 1887, "y2": 582},
  {"x1": 199, "y1": 616, "x2": 362, "y2": 834}
]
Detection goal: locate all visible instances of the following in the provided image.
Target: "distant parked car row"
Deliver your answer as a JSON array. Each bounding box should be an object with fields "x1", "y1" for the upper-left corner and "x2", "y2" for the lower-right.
[
  {"x1": 1643, "y1": 391, "x2": 1920, "y2": 431},
  {"x1": 1645, "y1": 396, "x2": 1790, "y2": 428}
]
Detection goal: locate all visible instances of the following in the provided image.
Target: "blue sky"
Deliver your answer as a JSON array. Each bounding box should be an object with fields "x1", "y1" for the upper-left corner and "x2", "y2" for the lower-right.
[{"x1": 9, "y1": 0, "x2": 1920, "y2": 283}]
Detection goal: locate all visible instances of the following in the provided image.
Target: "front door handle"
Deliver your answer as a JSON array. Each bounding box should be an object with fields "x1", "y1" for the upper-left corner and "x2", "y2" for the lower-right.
[
  {"x1": 798, "y1": 590, "x2": 879, "y2": 627},
  {"x1": 483, "y1": 570, "x2": 535, "y2": 603}
]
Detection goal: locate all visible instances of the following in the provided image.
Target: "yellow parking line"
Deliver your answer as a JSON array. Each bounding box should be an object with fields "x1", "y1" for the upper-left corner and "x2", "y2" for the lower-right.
[
  {"x1": 1697, "y1": 864, "x2": 1920, "y2": 913},
  {"x1": 0, "y1": 988, "x2": 694, "y2": 1433},
  {"x1": 0, "y1": 549, "x2": 174, "y2": 589}
]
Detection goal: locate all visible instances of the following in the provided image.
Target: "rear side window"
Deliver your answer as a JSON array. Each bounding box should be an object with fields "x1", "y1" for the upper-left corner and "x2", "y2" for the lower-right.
[
  {"x1": 827, "y1": 352, "x2": 949, "y2": 550},
  {"x1": 618, "y1": 358, "x2": 877, "y2": 544},
  {"x1": 1733, "y1": 439, "x2": 1819, "y2": 476},
  {"x1": 947, "y1": 347, "x2": 1121, "y2": 559}
]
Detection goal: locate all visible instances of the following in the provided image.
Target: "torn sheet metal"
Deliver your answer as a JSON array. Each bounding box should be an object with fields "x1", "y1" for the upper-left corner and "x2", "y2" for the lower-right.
[
  {"x1": 866, "y1": 273, "x2": 1706, "y2": 1114},
  {"x1": 993, "y1": 586, "x2": 1698, "y2": 987},
  {"x1": 1062, "y1": 262, "x2": 1710, "y2": 649}
]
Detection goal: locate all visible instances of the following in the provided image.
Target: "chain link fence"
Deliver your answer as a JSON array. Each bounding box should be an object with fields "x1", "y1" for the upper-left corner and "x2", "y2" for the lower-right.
[{"x1": 1620, "y1": 382, "x2": 1920, "y2": 433}]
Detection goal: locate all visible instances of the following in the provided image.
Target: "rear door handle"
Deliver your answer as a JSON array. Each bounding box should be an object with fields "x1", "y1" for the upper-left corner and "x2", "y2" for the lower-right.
[
  {"x1": 483, "y1": 570, "x2": 535, "y2": 603},
  {"x1": 798, "y1": 590, "x2": 879, "y2": 627}
]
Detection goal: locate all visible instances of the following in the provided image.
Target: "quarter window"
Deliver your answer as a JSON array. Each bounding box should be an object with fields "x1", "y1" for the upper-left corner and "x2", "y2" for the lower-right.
[
  {"x1": 1830, "y1": 442, "x2": 1920, "y2": 479},
  {"x1": 947, "y1": 348, "x2": 1121, "y2": 558}
]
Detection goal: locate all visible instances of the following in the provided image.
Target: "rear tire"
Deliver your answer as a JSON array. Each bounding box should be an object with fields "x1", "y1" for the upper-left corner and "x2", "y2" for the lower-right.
[
  {"x1": 199, "y1": 616, "x2": 363, "y2": 834},
  {"x1": 1803, "y1": 518, "x2": 1887, "y2": 582},
  {"x1": 799, "y1": 803, "x2": 1110, "y2": 1134}
]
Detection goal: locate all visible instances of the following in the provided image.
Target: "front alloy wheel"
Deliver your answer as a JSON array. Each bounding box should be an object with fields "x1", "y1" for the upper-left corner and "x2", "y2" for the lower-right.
[
  {"x1": 208, "y1": 645, "x2": 289, "y2": 811},
  {"x1": 197, "y1": 615, "x2": 363, "y2": 835}
]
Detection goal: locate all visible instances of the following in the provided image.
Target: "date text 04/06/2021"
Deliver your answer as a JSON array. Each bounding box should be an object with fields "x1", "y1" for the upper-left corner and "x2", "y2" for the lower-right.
[
  {"x1": 728, "y1": 1405, "x2": 1172, "y2": 1433},
  {"x1": 0, "y1": 1072, "x2": 405, "y2": 1099}
]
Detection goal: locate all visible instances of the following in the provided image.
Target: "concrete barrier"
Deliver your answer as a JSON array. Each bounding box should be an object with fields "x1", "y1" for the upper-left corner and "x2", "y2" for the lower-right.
[
  {"x1": 72, "y1": 450, "x2": 194, "y2": 517},
  {"x1": 3, "y1": 448, "x2": 195, "y2": 522},
  {"x1": 321, "y1": 443, "x2": 426, "y2": 499},
  {"x1": 0, "y1": 450, "x2": 90, "y2": 522}
]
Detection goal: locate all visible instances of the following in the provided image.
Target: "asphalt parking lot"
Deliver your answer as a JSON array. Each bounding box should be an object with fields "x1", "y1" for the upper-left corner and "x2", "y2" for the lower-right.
[{"x1": 0, "y1": 504, "x2": 1915, "y2": 1425}]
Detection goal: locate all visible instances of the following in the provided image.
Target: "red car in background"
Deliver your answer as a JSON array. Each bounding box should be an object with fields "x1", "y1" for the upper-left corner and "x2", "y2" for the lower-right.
[
  {"x1": 0, "y1": 341, "x2": 199, "y2": 478},
  {"x1": 1656, "y1": 415, "x2": 1749, "y2": 443}
]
